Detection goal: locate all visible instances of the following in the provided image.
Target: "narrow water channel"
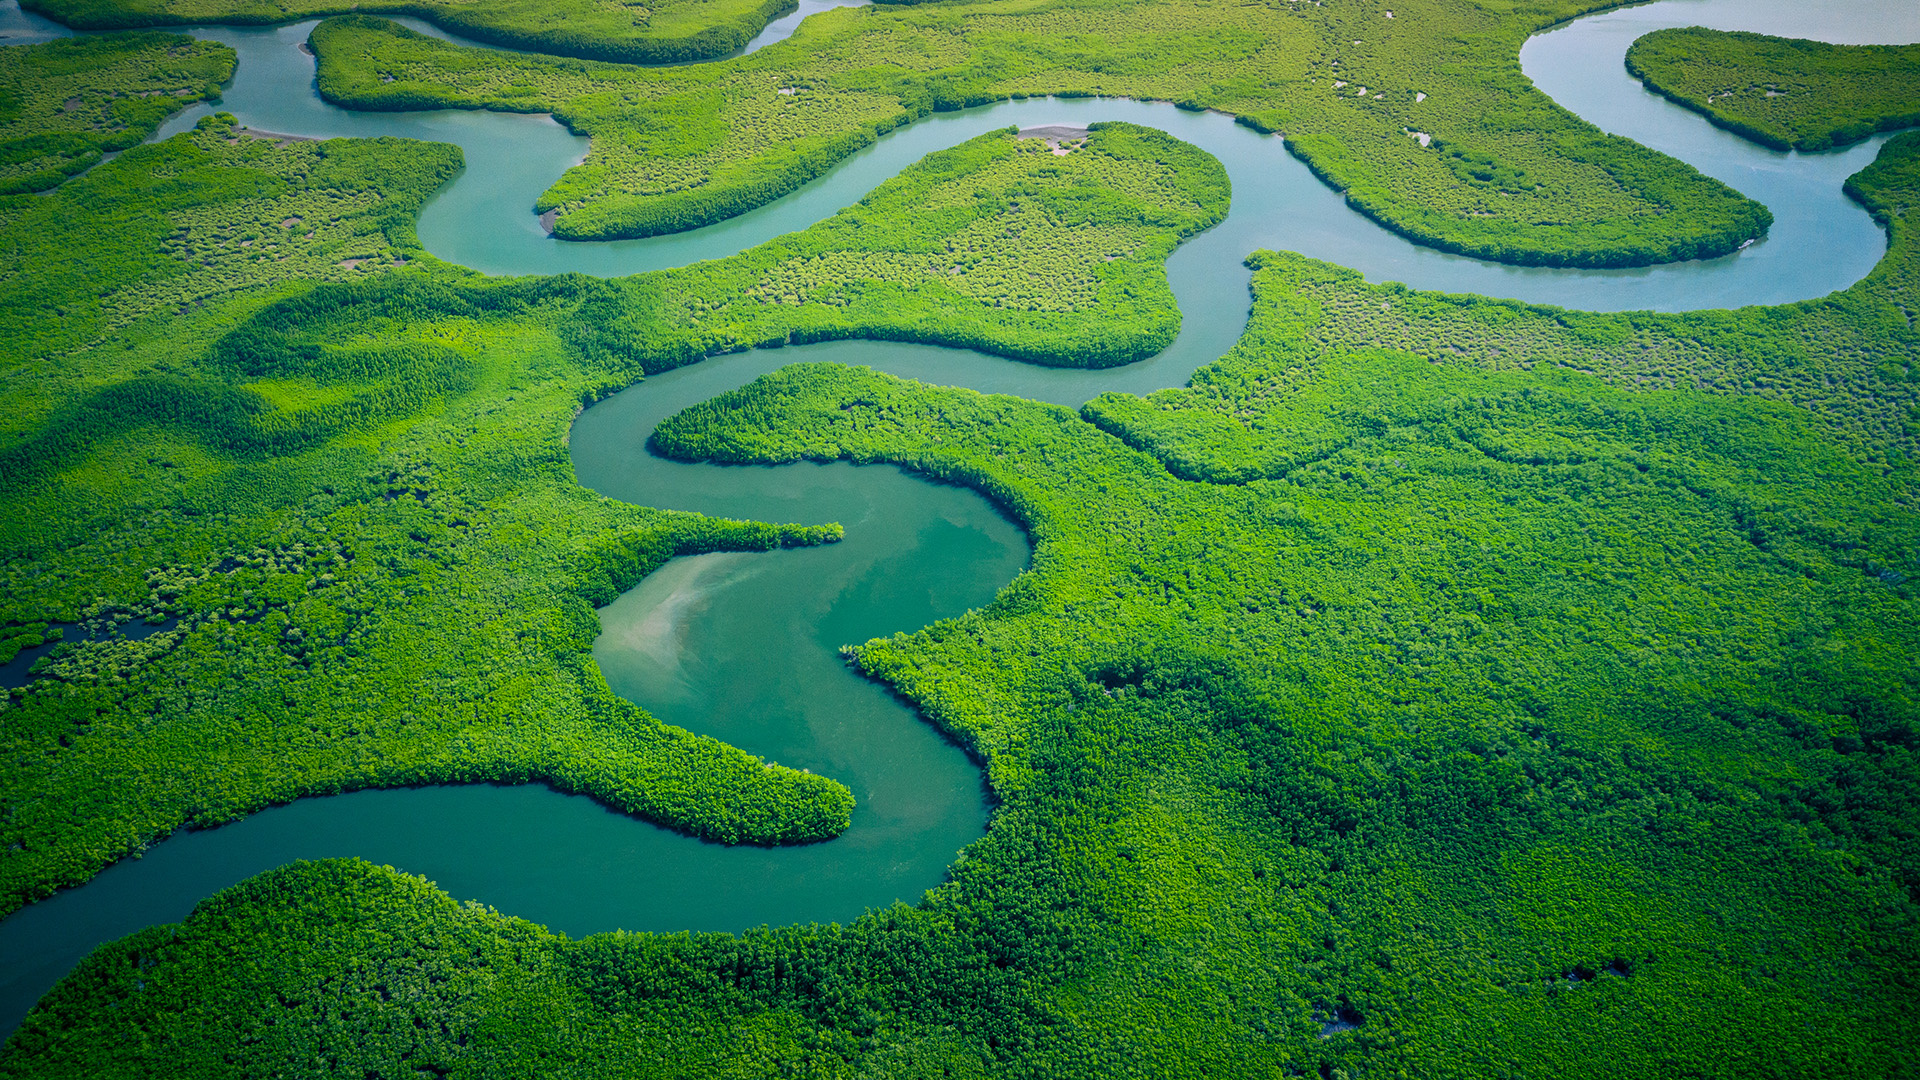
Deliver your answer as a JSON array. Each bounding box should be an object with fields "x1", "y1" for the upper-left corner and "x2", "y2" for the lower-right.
[{"x1": 1, "y1": 0, "x2": 1916, "y2": 1038}]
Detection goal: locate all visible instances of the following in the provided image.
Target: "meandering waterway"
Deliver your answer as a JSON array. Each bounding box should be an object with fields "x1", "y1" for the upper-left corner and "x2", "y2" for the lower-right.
[{"x1": 2, "y1": 0, "x2": 1916, "y2": 1037}]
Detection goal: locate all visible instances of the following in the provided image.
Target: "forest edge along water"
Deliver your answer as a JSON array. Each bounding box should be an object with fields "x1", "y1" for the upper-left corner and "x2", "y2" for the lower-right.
[{"x1": 2, "y1": 0, "x2": 1918, "y2": 1037}]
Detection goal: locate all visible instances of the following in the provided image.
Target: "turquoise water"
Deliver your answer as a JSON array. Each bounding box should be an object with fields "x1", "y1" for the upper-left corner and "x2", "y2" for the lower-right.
[
  {"x1": 2, "y1": 0, "x2": 1915, "y2": 1037},
  {"x1": 32, "y1": 1, "x2": 1903, "y2": 310}
]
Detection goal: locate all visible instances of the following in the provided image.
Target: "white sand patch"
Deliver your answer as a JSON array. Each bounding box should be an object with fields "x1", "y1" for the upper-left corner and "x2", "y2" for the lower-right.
[
  {"x1": 236, "y1": 127, "x2": 315, "y2": 145},
  {"x1": 1016, "y1": 125, "x2": 1089, "y2": 155},
  {"x1": 1018, "y1": 125, "x2": 1089, "y2": 140}
]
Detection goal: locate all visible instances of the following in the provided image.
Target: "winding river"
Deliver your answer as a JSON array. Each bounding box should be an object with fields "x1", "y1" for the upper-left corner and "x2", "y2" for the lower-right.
[{"x1": 2, "y1": 0, "x2": 1917, "y2": 1036}]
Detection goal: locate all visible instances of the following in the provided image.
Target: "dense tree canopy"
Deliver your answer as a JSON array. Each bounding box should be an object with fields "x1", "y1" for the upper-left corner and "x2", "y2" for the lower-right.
[
  {"x1": 1628, "y1": 27, "x2": 1920, "y2": 152},
  {"x1": 0, "y1": 32, "x2": 232, "y2": 195},
  {"x1": 0, "y1": 111, "x2": 1230, "y2": 917},
  {"x1": 26, "y1": 0, "x2": 822, "y2": 64}
]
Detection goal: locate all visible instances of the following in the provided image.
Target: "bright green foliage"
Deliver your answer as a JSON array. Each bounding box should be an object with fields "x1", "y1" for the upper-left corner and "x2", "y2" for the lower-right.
[
  {"x1": 1627, "y1": 28, "x2": 1920, "y2": 152},
  {"x1": 14, "y1": 204, "x2": 1920, "y2": 1070},
  {"x1": 0, "y1": 113, "x2": 458, "y2": 375},
  {"x1": 605, "y1": 121, "x2": 1230, "y2": 368},
  {"x1": 6, "y1": 858, "x2": 1021, "y2": 1076},
  {"x1": 0, "y1": 32, "x2": 233, "y2": 195},
  {"x1": 309, "y1": 13, "x2": 918, "y2": 242},
  {"x1": 0, "y1": 625, "x2": 58, "y2": 667},
  {"x1": 0, "y1": 109, "x2": 1234, "y2": 915},
  {"x1": 309, "y1": 0, "x2": 1772, "y2": 266},
  {"x1": 1085, "y1": 133, "x2": 1920, "y2": 483},
  {"x1": 0, "y1": 114, "x2": 912, "y2": 914},
  {"x1": 26, "y1": 0, "x2": 802, "y2": 65},
  {"x1": 4, "y1": 9, "x2": 1920, "y2": 1077},
  {"x1": 0, "y1": 265, "x2": 858, "y2": 913}
]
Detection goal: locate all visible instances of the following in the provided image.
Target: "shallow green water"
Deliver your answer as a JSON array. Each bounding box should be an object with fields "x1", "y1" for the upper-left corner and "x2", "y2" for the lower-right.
[{"x1": 2, "y1": 0, "x2": 1916, "y2": 1037}]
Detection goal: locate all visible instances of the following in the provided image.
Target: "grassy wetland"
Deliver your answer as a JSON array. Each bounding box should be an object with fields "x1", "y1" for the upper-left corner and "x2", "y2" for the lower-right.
[
  {"x1": 0, "y1": 31, "x2": 232, "y2": 193},
  {"x1": 24, "y1": 0, "x2": 819, "y2": 63},
  {"x1": 0, "y1": 0, "x2": 1918, "y2": 1076},
  {"x1": 308, "y1": 0, "x2": 1773, "y2": 265},
  {"x1": 1627, "y1": 27, "x2": 1920, "y2": 151},
  {"x1": 0, "y1": 115, "x2": 1220, "y2": 920}
]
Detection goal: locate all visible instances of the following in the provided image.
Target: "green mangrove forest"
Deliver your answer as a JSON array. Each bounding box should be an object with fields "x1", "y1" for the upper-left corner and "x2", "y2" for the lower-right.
[
  {"x1": 24, "y1": 0, "x2": 837, "y2": 64},
  {"x1": 0, "y1": 31, "x2": 231, "y2": 193},
  {"x1": 307, "y1": 0, "x2": 1772, "y2": 264},
  {"x1": 1628, "y1": 26, "x2": 1920, "y2": 152},
  {"x1": 0, "y1": 0, "x2": 1916, "y2": 1076}
]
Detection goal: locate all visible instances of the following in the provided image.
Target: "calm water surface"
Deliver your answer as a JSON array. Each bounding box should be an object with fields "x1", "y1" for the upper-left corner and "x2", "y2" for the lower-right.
[{"x1": 1, "y1": 0, "x2": 1915, "y2": 1036}]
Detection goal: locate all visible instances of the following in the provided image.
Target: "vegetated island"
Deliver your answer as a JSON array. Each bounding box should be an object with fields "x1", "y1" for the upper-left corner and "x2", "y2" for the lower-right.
[
  {"x1": 592, "y1": 120, "x2": 1230, "y2": 370},
  {"x1": 21, "y1": 0, "x2": 897, "y2": 65},
  {"x1": 1627, "y1": 27, "x2": 1920, "y2": 152},
  {"x1": 0, "y1": 31, "x2": 233, "y2": 194},
  {"x1": 305, "y1": 0, "x2": 1772, "y2": 268}
]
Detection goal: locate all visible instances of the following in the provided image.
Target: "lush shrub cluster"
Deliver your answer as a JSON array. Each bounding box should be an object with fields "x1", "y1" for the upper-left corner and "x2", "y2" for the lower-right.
[
  {"x1": 0, "y1": 32, "x2": 232, "y2": 195},
  {"x1": 0, "y1": 101, "x2": 1239, "y2": 921},
  {"x1": 1627, "y1": 28, "x2": 1920, "y2": 152},
  {"x1": 307, "y1": 13, "x2": 916, "y2": 240},
  {"x1": 0, "y1": 113, "x2": 459, "y2": 377},
  {"x1": 1084, "y1": 132, "x2": 1920, "y2": 485},
  {"x1": 308, "y1": 0, "x2": 1771, "y2": 266},
  {"x1": 24, "y1": 0, "x2": 800, "y2": 64},
  {"x1": 0, "y1": 266, "x2": 857, "y2": 915},
  {"x1": 618, "y1": 121, "x2": 1231, "y2": 369},
  {"x1": 0, "y1": 97, "x2": 1028, "y2": 918}
]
